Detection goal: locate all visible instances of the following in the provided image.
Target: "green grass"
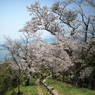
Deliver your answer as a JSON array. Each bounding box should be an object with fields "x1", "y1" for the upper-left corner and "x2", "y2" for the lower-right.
[
  {"x1": 7, "y1": 77, "x2": 49, "y2": 95},
  {"x1": 7, "y1": 85, "x2": 38, "y2": 95},
  {"x1": 39, "y1": 84, "x2": 49, "y2": 95},
  {"x1": 46, "y1": 77, "x2": 95, "y2": 95},
  {"x1": 7, "y1": 78, "x2": 38, "y2": 95}
]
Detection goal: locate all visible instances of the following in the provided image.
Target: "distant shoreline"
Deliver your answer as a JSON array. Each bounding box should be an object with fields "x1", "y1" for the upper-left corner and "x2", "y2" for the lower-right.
[{"x1": 0, "y1": 50, "x2": 9, "y2": 62}]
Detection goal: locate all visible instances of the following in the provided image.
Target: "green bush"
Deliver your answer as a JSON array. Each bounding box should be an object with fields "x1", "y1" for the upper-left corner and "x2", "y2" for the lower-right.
[{"x1": 0, "y1": 70, "x2": 13, "y2": 94}]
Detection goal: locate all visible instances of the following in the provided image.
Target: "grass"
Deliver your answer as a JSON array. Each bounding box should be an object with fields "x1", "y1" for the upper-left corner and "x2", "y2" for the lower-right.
[
  {"x1": 7, "y1": 78, "x2": 38, "y2": 95},
  {"x1": 46, "y1": 77, "x2": 95, "y2": 95},
  {"x1": 7, "y1": 85, "x2": 38, "y2": 95},
  {"x1": 7, "y1": 77, "x2": 49, "y2": 95},
  {"x1": 39, "y1": 84, "x2": 49, "y2": 95}
]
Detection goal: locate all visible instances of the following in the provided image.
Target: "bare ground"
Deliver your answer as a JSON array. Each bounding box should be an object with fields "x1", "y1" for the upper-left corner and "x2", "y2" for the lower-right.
[{"x1": 36, "y1": 79, "x2": 44, "y2": 95}]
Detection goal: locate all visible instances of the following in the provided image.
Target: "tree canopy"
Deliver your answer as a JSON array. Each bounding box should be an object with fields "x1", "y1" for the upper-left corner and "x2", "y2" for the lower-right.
[{"x1": 1, "y1": 0, "x2": 95, "y2": 92}]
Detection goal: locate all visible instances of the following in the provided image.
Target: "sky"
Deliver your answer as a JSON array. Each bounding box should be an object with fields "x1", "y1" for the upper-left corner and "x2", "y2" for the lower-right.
[
  {"x1": 0, "y1": 0, "x2": 95, "y2": 45},
  {"x1": 0, "y1": 0, "x2": 58, "y2": 44}
]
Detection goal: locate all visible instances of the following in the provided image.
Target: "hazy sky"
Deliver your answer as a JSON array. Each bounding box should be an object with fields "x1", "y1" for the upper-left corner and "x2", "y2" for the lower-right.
[
  {"x1": 0, "y1": 0, "x2": 58, "y2": 44},
  {"x1": 0, "y1": 0, "x2": 95, "y2": 44}
]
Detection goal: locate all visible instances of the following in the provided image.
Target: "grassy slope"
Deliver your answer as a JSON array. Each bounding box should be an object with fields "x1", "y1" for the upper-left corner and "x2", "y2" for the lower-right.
[
  {"x1": 40, "y1": 84, "x2": 49, "y2": 95},
  {"x1": 7, "y1": 78, "x2": 49, "y2": 95},
  {"x1": 7, "y1": 78, "x2": 38, "y2": 95},
  {"x1": 46, "y1": 77, "x2": 95, "y2": 95},
  {"x1": 7, "y1": 86, "x2": 38, "y2": 95}
]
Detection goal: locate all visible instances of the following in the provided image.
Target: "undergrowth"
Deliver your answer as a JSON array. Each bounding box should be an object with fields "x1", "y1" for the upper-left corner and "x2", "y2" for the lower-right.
[{"x1": 46, "y1": 77, "x2": 95, "y2": 95}]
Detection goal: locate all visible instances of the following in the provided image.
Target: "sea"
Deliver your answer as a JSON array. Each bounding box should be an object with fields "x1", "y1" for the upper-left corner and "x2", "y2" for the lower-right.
[
  {"x1": 0, "y1": 37, "x2": 56, "y2": 63},
  {"x1": 0, "y1": 50, "x2": 9, "y2": 63}
]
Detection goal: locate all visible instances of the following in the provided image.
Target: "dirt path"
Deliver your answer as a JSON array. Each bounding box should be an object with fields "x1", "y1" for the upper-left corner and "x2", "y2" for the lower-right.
[
  {"x1": 36, "y1": 79, "x2": 44, "y2": 95},
  {"x1": 43, "y1": 77, "x2": 60, "y2": 95},
  {"x1": 36, "y1": 76, "x2": 60, "y2": 95}
]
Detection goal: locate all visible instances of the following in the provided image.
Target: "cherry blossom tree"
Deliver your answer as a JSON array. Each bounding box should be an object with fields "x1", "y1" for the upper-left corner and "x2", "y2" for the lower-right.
[
  {"x1": 21, "y1": 0, "x2": 95, "y2": 88},
  {"x1": 2, "y1": 0, "x2": 95, "y2": 90},
  {"x1": 2, "y1": 32, "x2": 43, "y2": 93}
]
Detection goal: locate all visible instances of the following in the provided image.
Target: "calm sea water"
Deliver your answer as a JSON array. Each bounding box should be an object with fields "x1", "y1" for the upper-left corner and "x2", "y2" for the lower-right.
[
  {"x1": 0, "y1": 50, "x2": 9, "y2": 62},
  {"x1": 0, "y1": 37, "x2": 55, "y2": 63}
]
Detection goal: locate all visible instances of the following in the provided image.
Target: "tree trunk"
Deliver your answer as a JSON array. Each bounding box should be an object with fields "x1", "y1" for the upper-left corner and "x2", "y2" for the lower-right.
[
  {"x1": 25, "y1": 77, "x2": 30, "y2": 86},
  {"x1": 51, "y1": 71, "x2": 56, "y2": 79},
  {"x1": 62, "y1": 75, "x2": 64, "y2": 82},
  {"x1": 17, "y1": 80, "x2": 21, "y2": 94},
  {"x1": 89, "y1": 69, "x2": 95, "y2": 90},
  {"x1": 72, "y1": 73, "x2": 80, "y2": 87},
  {"x1": 84, "y1": 32, "x2": 87, "y2": 42}
]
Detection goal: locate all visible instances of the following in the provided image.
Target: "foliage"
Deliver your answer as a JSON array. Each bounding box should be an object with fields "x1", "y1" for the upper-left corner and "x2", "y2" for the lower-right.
[
  {"x1": 46, "y1": 77, "x2": 95, "y2": 95},
  {"x1": 0, "y1": 68, "x2": 12, "y2": 94},
  {"x1": 7, "y1": 85, "x2": 38, "y2": 95},
  {"x1": 7, "y1": 77, "x2": 38, "y2": 95}
]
